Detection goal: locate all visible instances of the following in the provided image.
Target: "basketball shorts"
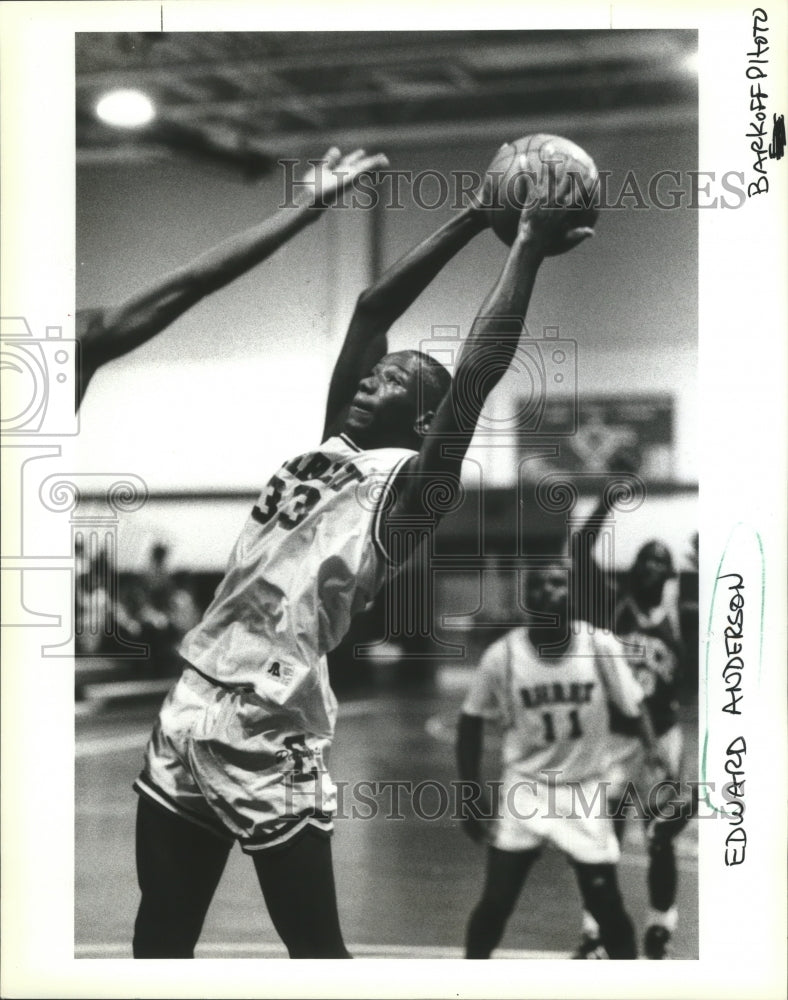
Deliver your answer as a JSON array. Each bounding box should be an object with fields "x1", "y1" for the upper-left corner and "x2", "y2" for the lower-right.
[
  {"x1": 133, "y1": 666, "x2": 337, "y2": 853},
  {"x1": 494, "y1": 776, "x2": 620, "y2": 864},
  {"x1": 606, "y1": 725, "x2": 685, "y2": 813}
]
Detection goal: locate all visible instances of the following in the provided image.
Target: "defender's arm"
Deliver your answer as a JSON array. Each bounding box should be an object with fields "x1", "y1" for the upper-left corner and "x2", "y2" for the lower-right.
[
  {"x1": 572, "y1": 445, "x2": 641, "y2": 627},
  {"x1": 77, "y1": 147, "x2": 387, "y2": 408}
]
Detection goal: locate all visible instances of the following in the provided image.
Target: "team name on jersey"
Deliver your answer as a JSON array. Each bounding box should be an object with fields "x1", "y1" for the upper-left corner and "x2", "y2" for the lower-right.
[
  {"x1": 519, "y1": 681, "x2": 595, "y2": 709},
  {"x1": 283, "y1": 451, "x2": 366, "y2": 491},
  {"x1": 252, "y1": 451, "x2": 367, "y2": 532}
]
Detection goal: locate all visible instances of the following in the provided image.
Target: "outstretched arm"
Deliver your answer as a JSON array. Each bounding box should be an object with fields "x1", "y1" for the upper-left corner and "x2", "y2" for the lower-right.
[
  {"x1": 393, "y1": 173, "x2": 594, "y2": 518},
  {"x1": 322, "y1": 190, "x2": 490, "y2": 439},
  {"x1": 598, "y1": 634, "x2": 668, "y2": 776},
  {"x1": 571, "y1": 444, "x2": 641, "y2": 627},
  {"x1": 76, "y1": 147, "x2": 388, "y2": 407}
]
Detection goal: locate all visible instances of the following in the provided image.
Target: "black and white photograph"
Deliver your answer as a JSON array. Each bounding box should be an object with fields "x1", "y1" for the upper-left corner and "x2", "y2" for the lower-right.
[{"x1": 0, "y1": 3, "x2": 785, "y2": 999}]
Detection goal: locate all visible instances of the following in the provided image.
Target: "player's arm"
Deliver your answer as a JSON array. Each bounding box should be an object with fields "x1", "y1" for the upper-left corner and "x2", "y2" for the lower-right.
[
  {"x1": 456, "y1": 642, "x2": 508, "y2": 844},
  {"x1": 571, "y1": 444, "x2": 641, "y2": 627},
  {"x1": 634, "y1": 706, "x2": 673, "y2": 789},
  {"x1": 574, "y1": 445, "x2": 641, "y2": 561},
  {"x1": 322, "y1": 182, "x2": 492, "y2": 439},
  {"x1": 584, "y1": 444, "x2": 642, "y2": 525},
  {"x1": 77, "y1": 147, "x2": 388, "y2": 407},
  {"x1": 633, "y1": 704, "x2": 660, "y2": 760},
  {"x1": 390, "y1": 174, "x2": 593, "y2": 522},
  {"x1": 596, "y1": 634, "x2": 667, "y2": 773},
  {"x1": 456, "y1": 713, "x2": 492, "y2": 844}
]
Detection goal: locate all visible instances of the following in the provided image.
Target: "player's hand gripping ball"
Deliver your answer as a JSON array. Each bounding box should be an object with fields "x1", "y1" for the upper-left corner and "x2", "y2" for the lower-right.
[{"x1": 484, "y1": 134, "x2": 599, "y2": 253}]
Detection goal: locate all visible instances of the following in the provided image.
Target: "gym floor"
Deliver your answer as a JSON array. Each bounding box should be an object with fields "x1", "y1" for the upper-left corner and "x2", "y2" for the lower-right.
[{"x1": 75, "y1": 679, "x2": 698, "y2": 960}]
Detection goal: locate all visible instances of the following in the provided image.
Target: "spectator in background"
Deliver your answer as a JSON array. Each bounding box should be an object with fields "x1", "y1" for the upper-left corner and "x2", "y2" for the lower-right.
[
  {"x1": 74, "y1": 537, "x2": 118, "y2": 656},
  {"x1": 75, "y1": 565, "x2": 111, "y2": 657},
  {"x1": 75, "y1": 537, "x2": 205, "y2": 679},
  {"x1": 138, "y1": 543, "x2": 202, "y2": 668},
  {"x1": 116, "y1": 570, "x2": 178, "y2": 677},
  {"x1": 143, "y1": 542, "x2": 176, "y2": 617}
]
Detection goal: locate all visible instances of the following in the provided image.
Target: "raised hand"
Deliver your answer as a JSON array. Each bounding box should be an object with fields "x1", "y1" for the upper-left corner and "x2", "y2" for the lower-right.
[
  {"x1": 517, "y1": 172, "x2": 596, "y2": 256},
  {"x1": 297, "y1": 146, "x2": 389, "y2": 209}
]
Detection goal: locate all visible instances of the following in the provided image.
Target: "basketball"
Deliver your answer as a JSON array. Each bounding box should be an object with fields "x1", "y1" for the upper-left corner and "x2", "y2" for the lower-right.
[{"x1": 484, "y1": 134, "x2": 599, "y2": 252}]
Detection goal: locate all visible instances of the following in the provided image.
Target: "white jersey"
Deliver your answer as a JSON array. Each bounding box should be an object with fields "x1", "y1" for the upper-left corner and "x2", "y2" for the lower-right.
[
  {"x1": 181, "y1": 434, "x2": 414, "y2": 735},
  {"x1": 463, "y1": 625, "x2": 643, "y2": 785}
]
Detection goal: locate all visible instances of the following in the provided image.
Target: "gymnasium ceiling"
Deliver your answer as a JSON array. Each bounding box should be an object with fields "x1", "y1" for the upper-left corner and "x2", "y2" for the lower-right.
[{"x1": 76, "y1": 30, "x2": 698, "y2": 178}]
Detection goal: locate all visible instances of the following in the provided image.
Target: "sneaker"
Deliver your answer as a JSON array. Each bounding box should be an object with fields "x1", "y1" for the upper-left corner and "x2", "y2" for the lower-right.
[
  {"x1": 643, "y1": 924, "x2": 671, "y2": 959},
  {"x1": 572, "y1": 934, "x2": 608, "y2": 959}
]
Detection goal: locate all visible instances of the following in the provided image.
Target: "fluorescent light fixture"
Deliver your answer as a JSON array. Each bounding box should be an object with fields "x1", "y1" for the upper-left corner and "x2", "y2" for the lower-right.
[{"x1": 95, "y1": 90, "x2": 155, "y2": 128}]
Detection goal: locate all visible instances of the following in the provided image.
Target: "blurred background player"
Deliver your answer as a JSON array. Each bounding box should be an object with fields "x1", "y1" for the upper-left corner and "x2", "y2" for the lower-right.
[
  {"x1": 132, "y1": 154, "x2": 593, "y2": 959},
  {"x1": 570, "y1": 450, "x2": 691, "y2": 960},
  {"x1": 75, "y1": 147, "x2": 387, "y2": 408},
  {"x1": 457, "y1": 560, "x2": 665, "y2": 960}
]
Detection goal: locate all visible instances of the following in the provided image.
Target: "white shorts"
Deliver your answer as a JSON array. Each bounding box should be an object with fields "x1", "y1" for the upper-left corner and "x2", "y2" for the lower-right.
[
  {"x1": 494, "y1": 778, "x2": 620, "y2": 864},
  {"x1": 607, "y1": 725, "x2": 684, "y2": 803},
  {"x1": 134, "y1": 666, "x2": 336, "y2": 853}
]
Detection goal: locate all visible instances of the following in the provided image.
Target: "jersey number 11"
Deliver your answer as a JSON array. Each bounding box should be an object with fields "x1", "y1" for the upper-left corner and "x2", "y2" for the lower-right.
[{"x1": 541, "y1": 708, "x2": 583, "y2": 743}]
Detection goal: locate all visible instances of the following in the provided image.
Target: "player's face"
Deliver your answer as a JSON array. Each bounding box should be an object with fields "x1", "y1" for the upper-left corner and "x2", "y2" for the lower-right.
[
  {"x1": 526, "y1": 567, "x2": 569, "y2": 618},
  {"x1": 344, "y1": 352, "x2": 424, "y2": 447},
  {"x1": 632, "y1": 544, "x2": 672, "y2": 588}
]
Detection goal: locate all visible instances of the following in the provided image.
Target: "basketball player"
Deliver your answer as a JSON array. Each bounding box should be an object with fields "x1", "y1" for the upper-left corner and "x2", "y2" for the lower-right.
[
  {"x1": 75, "y1": 147, "x2": 387, "y2": 407},
  {"x1": 571, "y1": 453, "x2": 690, "y2": 960},
  {"x1": 132, "y1": 163, "x2": 595, "y2": 958},
  {"x1": 458, "y1": 561, "x2": 665, "y2": 960}
]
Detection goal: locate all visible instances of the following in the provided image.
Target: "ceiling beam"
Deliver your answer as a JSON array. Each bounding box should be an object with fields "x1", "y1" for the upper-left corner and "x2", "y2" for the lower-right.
[
  {"x1": 77, "y1": 102, "x2": 696, "y2": 168},
  {"x1": 250, "y1": 103, "x2": 697, "y2": 152},
  {"x1": 76, "y1": 30, "x2": 694, "y2": 89},
  {"x1": 129, "y1": 61, "x2": 693, "y2": 123}
]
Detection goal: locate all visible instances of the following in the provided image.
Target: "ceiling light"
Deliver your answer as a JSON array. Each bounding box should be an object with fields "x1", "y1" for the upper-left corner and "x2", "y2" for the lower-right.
[
  {"x1": 96, "y1": 90, "x2": 155, "y2": 128},
  {"x1": 682, "y1": 51, "x2": 699, "y2": 75}
]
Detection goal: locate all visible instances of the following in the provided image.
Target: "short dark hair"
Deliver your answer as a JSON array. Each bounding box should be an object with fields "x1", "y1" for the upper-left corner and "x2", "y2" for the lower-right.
[
  {"x1": 632, "y1": 540, "x2": 675, "y2": 577},
  {"x1": 406, "y1": 350, "x2": 452, "y2": 412}
]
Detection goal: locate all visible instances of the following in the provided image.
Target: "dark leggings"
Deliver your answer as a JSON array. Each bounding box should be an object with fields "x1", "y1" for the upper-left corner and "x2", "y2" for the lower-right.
[
  {"x1": 612, "y1": 811, "x2": 681, "y2": 913},
  {"x1": 647, "y1": 830, "x2": 678, "y2": 912},
  {"x1": 465, "y1": 846, "x2": 637, "y2": 959},
  {"x1": 133, "y1": 796, "x2": 350, "y2": 958},
  {"x1": 465, "y1": 847, "x2": 539, "y2": 958},
  {"x1": 572, "y1": 860, "x2": 637, "y2": 958}
]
